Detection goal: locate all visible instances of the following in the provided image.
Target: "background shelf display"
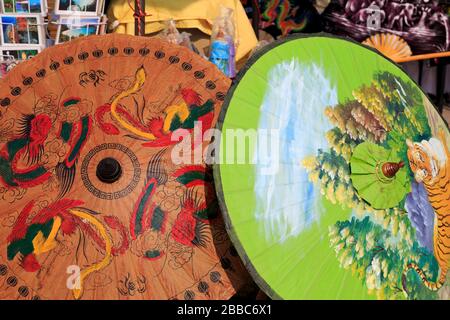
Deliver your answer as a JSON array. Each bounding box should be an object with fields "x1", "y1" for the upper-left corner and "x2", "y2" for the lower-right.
[{"x1": 0, "y1": 0, "x2": 106, "y2": 76}]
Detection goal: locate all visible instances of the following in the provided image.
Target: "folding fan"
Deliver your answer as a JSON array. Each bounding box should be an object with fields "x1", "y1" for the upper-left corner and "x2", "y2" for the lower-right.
[
  {"x1": 0, "y1": 33, "x2": 251, "y2": 300},
  {"x1": 362, "y1": 33, "x2": 412, "y2": 61},
  {"x1": 214, "y1": 35, "x2": 450, "y2": 300}
]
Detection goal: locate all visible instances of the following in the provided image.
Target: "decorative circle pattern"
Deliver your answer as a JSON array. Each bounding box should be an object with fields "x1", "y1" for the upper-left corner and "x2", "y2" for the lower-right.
[{"x1": 81, "y1": 143, "x2": 141, "y2": 200}]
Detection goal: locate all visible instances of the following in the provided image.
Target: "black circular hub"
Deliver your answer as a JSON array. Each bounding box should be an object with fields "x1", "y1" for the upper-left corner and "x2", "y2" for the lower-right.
[{"x1": 96, "y1": 158, "x2": 122, "y2": 183}]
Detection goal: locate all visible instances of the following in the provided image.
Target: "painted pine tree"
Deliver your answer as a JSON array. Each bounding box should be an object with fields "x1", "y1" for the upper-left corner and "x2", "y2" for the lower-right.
[{"x1": 303, "y1": 71, "x2": 437, "y2": 299}]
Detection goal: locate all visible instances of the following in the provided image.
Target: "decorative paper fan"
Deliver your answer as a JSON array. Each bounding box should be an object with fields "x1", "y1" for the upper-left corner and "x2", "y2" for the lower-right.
[
  {"x1": 214, "y1": 34, "x2": 450, "y2": 300},
  {"x1": 362, "y1": 33, "x2": 412, "y2": 61},
  {"x1": 0, "y1": 33, "x2": 251, "y2": 300}
]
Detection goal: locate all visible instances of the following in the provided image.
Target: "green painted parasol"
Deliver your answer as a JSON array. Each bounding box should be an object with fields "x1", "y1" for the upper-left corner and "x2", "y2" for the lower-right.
[
  {"x1": 350, "y1": 142, "x2": 410, "y2": 209},
  {"x1": 214, "y1": 34, "x2": 450, "y2": 300}
]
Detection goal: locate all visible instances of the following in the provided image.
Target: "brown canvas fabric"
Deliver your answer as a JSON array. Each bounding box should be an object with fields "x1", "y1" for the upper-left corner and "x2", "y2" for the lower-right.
[{"x1": 0, "y1": 33, "x2": 250, "y2": 300}]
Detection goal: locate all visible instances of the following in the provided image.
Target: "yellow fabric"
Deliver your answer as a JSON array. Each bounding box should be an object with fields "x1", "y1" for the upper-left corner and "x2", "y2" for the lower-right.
[{"x1": 107, "y1": 0, "x2": 257, "y2": 61}]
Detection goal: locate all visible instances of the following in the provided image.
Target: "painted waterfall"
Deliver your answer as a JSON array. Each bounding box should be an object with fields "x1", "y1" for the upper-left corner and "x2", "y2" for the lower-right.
[{"x1": 254, "y1": 59, "x2": 338, "y2": 244}]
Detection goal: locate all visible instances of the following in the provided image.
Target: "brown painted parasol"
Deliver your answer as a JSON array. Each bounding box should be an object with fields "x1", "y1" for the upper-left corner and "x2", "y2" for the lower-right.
[{"x1": 0, "y1": 33, "x2": 250, "y2": 300}]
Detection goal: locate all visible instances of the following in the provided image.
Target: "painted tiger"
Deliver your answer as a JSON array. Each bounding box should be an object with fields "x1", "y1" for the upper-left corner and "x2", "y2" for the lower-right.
[{"x1": 403, "y1": 131, "x2": 450, "y2": 292}]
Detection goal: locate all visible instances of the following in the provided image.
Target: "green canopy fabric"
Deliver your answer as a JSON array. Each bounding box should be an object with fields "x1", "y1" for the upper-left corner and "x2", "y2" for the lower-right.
[
  {"x1": 214, "y1": 34, "x2": 450, "y2": 300},
  {"x1": 350, "y1": 141, "x2": 409, "y2": 209}
]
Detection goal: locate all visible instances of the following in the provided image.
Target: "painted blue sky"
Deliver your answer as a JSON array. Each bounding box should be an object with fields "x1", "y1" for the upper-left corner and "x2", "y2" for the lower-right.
[{"x1": 254, "y1": 59, "x2": 338, "y2": 244}]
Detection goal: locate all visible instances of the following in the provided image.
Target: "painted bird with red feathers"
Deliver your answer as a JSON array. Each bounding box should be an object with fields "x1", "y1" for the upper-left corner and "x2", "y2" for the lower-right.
[
  {"x1": 143, "y1": 87, "x2": 215, "y2": 147},
  {"x1": 96, "y1": 86, "x2": 216, "y2": 148}
]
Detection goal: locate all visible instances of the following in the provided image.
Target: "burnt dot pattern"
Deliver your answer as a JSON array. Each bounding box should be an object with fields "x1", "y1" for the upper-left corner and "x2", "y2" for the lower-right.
[
  {"x1": 0, "y1": 43, "x2": 227, "y2": 172},
  {"x1": 78, "y1": 52, "x2": 89, "y2": 60},
  {"x1": 18, "y1": 286, "x2": 29, "y2": 297},
  {"x1": 0, "y1": 264, "x2": 7, "y2": 276},
  {"x1": 154, "y1": 50, "x2": 165, "y2": 59},
  {"x1": 7, "y1": 276, "x2": 17, "y2": 287},
  {"x1": 184, "y1": 290, "x2": 195, "y2": 300},
  {"x1": 210, "y1": 271, "x2": 221, "y2": 283},
  {"x1": 64, "y1": 56, "x2": 74, "y2": 65},
  {"x1": 1, "y1": 98, "x2": 10, "y2": 107},
  {"x1": 36, "y1": 69, "x2": 46, "y2": 78},
  {"x1": 198, "y1": 281, "x2": 209, "y2": 294},
  {"x1": 22, "y1": 77, "x2": 33, "y2": 86},
  {"x1": 123, "y1": 47, "x2": 134, "y2": 55},
  {"x1": 206, "y1": 80, "x2": 216, "y2": 90},
  {"x1": 182, "y1": 62, "x2": 192, "y2": 71},
  {"x1": 11, "y1": 87, "x2": 21, "y2": 96},
  {"x1": 169, "y1": 56, "x2": 180, "y2": 64},
  {"x1": 108, "y1": 47, "x2": 118, "y2": 55},
  {"x1": 93, "y1": 49, "x2": 103, "y2": 58},
  {"x1": 194, "y1": 71, "x2": 205, "y2": 79},
  {"x1": 50, "y1": 61, "x2": 60, "y2": 70},
  {"x1": 139, "y1": 48, "x2": 150, "y2": 56},
  {"x1": 216, "y1": 92, "x2": 225, "y2": 101}
]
